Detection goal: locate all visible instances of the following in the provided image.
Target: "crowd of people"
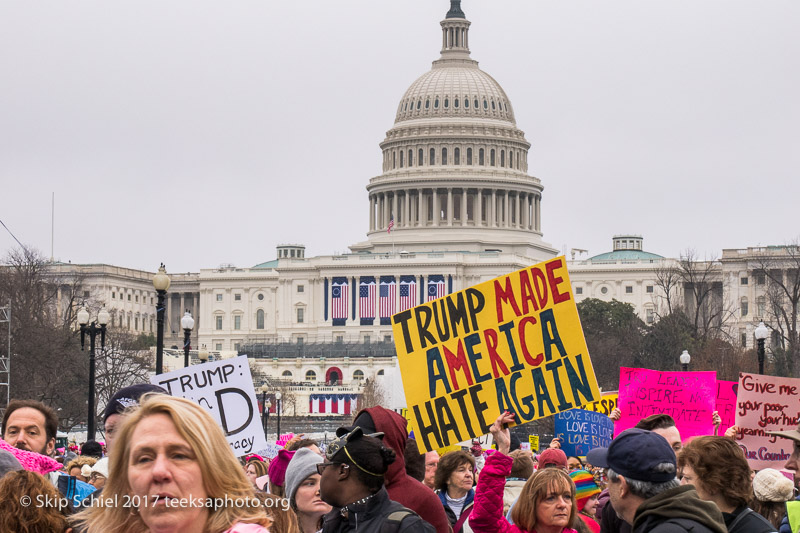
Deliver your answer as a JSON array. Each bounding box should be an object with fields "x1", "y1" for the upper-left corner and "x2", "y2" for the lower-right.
[{"x1": 1, "y1": 382, "x2": 799, "y2": 533}]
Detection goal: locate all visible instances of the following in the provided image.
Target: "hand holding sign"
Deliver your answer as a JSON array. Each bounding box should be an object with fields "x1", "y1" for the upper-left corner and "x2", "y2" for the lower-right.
[{"x1": 489, "y1": 411, "x2": 515, "y2": 454}]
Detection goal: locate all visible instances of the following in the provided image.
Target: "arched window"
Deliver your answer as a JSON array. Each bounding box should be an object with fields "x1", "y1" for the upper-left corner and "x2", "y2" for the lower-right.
[
  {"x1": 479, "y1": 148, "x2": 485, "y2": 165},
  {"x1": 419, "y1": 148, "x2": 424, "y2": 165},
  {"x1": 416, "y1": 99, "x2": 421, "y2": 110},
  {"x1": 377, "y1": 369, "x2": 385, "y2": 376},
  {"x1": 490, "y1": 149, "x2": 496, "y2": 166},
  {"x1": 483, "y1": 99, "x2": 488, "y2": 110},
  {"x1": 282, "y1": 370, "x2": 292, "y2": 379},
  {"x1": 474, "y1": 98, "x2": 479, "y2": 109},
  {"x1": 454, "y1": 97, "x2": 459, "y2": 108},
  {"x1": 442, "y1": 147, "x2": 448, "y2": 165},
  {"x1": 256, "y1": 309, "x2": 264, "y2": 329},
  {"x1": 425, "y1": 98, "x2": 430, "y2": 109},
  {"x1": 464, "y1": 98, "x2": 469, "y2": 108},
  {"x1": 444, "y1": 98, "x2": 449, "y2": 108},
  {"x1": 430, "y1": 148, "x2": 436, "y2": 165},
  {"x1": 353, "y1": 370, "x2": 365, "y2": 381},
  {"x1": 467, "y1": 147, "x2": 473, "y2": 165},
  {"x1": 392, "y1": 151, "x2": 396, "y2": 169},
  {"x1": 454, "y1": 147, "x2": 460, "y2": 165},
  {"x1": 305, "y1": 370, "x2": 317, "y2": 382},
  {"x1": 500, "y1": 150, "x2": 505, "y2": 167},
  {"x1": 408, "y1": 149, "x2": 413, "y2": 167},
  {"x1": 740, "y1": 297, "x2": 749, "y2": 317},
  {"x1": 434, "y1": 98, "x2": 439, "y2": 109},
  {"x1": 491, "y1": 100, "x2": 496, "y2": 110},
  {"x1": 399, "y1": 150, "x2": 404, "y2": 168}
]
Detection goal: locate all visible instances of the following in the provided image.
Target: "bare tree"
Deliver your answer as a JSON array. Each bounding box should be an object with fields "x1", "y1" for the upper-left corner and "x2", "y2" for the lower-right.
[
  {"x1": 675, "y1": 250, "x2": 736, "y2": 346},
  {"x1": 652, "y1": 261, "x2": 683, "y2": 317},
  {"x1": 752, "y1": 243, "x2": 800, "y2": 376},
  {"x1": 358, "y1": 377, "x2": 386, "y2": 410}
]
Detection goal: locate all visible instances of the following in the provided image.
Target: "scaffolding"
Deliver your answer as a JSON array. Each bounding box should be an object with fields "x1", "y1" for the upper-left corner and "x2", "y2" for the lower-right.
[
  {"x1": 240, "y1": 340, "x2": 397, "y2": 360},
  {"x1": 0, "y1": 305, "x2": 10, "y2": 417}
]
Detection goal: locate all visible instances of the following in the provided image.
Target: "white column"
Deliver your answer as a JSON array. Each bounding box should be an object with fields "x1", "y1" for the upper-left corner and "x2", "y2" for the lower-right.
[
  {"x1": 515, "y1": 193, "x2": 521, "y2": 228},
  {"x1": 404, "y1": 190, "x2": 410, "y2": 227},
  {"x1": 535, "y1": 195, "x2": 541, "y2": 231},
  {"x1": 504, "y1": 191, "x2": 510, "y2": 228},
  {"x1": 461, "y1": 189, "x2": 468, "y2": 226},
  {"x1": 392, "y1": 192, "x2": 398, "y2": 225},
  {"x1": 476, "y1": 189, "x2": 483, "y2": 226},
  {"x1": 418, "y1": 189, "x2": 424, "y2": 226},
  {"x1": 491, "y1": 189, "x2": 497, "y2": 227},
  {"x1": 432, "y1": 189, "x2": 439, "y2": 226},
  {"x1": 447, "y1": 188, "x2": 453, "y2": 226}
]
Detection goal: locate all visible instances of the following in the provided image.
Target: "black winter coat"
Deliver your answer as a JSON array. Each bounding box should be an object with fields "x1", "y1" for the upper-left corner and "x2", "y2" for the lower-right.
[{"x1": 322, "y1": 487, "x2": 435, "y2": 533}]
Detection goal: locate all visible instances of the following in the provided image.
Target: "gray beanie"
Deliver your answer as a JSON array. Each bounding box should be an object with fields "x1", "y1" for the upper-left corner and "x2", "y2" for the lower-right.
[
  {"x1": 752, "y1": 468, "x2": 794, "y2": 502},
  {"x1": 284, "y1": 447, "x2": 324, "y2": 505},
  {"x1": 0, "y1": 449, "x2": 23, "y2": 479}
]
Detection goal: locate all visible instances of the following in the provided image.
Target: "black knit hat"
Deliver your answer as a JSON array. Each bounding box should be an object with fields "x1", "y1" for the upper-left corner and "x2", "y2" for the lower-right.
[{"x1": 103, "y1": 384, "x2": 167, "y2": 422}]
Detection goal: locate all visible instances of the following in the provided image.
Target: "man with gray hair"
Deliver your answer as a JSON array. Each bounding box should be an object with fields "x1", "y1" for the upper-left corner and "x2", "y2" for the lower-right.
[{"x1": 587, "y1": 428, "x2": 726, "y2": 533}]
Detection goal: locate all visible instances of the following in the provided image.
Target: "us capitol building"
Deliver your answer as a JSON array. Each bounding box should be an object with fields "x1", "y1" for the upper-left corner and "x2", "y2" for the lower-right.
[{"x1": 49, "y1": 2, "x2": 784, "y2": 415}]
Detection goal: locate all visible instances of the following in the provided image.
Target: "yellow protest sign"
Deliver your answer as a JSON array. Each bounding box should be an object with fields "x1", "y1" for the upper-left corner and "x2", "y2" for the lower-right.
[
  {"x1": 581, "y1": 391, "x2": 618, "y2": 416},
  {"x1": 392, "y1": 256, "x2": 601, "y2": 452},
  {"x1": 528, "y1": 435, "x2": 540, "y2": 450}
]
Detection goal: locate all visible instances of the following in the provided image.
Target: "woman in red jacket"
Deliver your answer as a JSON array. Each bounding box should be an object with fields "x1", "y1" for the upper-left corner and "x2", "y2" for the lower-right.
[{"x1": 470, "y1": 412, "x2": 578, "y2": 533}]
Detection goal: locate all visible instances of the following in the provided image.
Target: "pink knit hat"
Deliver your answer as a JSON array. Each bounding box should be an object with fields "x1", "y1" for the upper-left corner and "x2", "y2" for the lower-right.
[
  {"x1": 267, "y1": 449, "x2": 295, "y2": 488},
  {"x1": 0, "y1": 439, "x2": 61, "y2": 475}
]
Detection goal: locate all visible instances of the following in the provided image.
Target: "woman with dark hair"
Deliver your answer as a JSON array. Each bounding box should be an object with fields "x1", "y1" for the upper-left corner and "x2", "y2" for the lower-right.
[
  {"x1": 470, "y1": 412, "x2": 578, "y2": 533},
  {"x1": 433, "y1": 450, "x2": 476, "y2": 533},
  {"x1": 678, "y1": 436, "x2": 775, "y2": 533},
  {"x1": 317, "y1": 427, "x2": 434, "y2": 533}
]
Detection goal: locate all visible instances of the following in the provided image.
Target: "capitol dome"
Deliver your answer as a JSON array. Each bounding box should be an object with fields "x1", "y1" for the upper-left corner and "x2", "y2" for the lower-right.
[
  {"x1": 395, "y1": 65, "x2": 516, "y2": 124},
  {"x1": 350, "y1": 0, "x2": 556, "y2": 261}
]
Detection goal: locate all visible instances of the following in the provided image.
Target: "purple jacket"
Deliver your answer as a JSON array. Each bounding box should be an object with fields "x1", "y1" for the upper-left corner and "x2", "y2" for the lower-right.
[{"x1": 470, "y1": 452, "x2": 577, "y2": 533}]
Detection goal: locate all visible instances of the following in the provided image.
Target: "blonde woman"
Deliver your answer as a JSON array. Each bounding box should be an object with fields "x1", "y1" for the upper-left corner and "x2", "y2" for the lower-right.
[{"x1": 74, "y1": 394, "x2": 271, "y2": 533}]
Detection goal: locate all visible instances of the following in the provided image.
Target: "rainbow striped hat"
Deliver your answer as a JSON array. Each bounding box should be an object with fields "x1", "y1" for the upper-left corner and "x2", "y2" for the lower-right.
[{"x1": 570, "y1": 469, "x2": 600, "y2": 502}]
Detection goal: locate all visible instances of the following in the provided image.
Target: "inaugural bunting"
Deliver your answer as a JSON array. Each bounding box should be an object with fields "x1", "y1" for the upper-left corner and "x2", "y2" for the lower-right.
[
  {"x1": 427, "y1": 275, "x2": 446, "y2": 301},
  {"x1": 380, "y1": 276, "x2": 396, "y2": 325},
  {"x1": 400, "y1": 276, "x2": 417, "y2": 312},
  {"x1": 331, "y1": 277, "x2": 348, "y2": 326},
  {"x1": 359, "y1": 277, "x2": 376, "y2": 325}
]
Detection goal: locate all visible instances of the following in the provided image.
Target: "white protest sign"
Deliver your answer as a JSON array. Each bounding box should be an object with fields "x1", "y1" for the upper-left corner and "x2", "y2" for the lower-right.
[{"x1": 151, "y1": 355, "x2": 267, "y2": 457}]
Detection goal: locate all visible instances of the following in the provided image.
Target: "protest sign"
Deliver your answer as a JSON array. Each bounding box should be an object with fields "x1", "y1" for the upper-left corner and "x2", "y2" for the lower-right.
[
  {"x1": 151, "y1": 355, "x2": 267, "y2": 457},
  {"x1": 554, "y1": 408, "x2": 614, "y2": 457},
  {"x1": 581, "y1": 391, "x2": 619, "y2": 417},
  {"x1": 528, "y1": 435, "x2": 540, "y2": 451},
  {"x1": 734, "y1": 372, "x2": 800, "y2": 470},
  {"x1": 715, "y1": 380, "x2": 737, "y2": 436},
  {"x1": 392, "y1": 256, "x2": 601, "y2": 452},
  {"x1": 617, "y1": 367, "x2": 716, "y2": 438}
]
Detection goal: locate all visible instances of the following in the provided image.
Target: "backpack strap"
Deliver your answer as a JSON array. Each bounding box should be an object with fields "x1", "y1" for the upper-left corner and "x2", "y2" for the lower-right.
[
  {"x1": 727, "y1": 507, "x2": 775, "y2": 532},
  {"x1": 453, "y1": 510, "x2": 470, "y2": 533}
]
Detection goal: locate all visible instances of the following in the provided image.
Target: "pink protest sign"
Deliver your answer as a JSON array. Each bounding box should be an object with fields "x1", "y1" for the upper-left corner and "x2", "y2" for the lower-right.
[
  {"x1": 734, "y1": 372, "x2": 800, "y2": 470},
  {"x1": 617, "y1": 367, "x2": 716, "y2": 439},
  {"x1": 715, "y1": 380, "x2": 737, "y2": 436}
]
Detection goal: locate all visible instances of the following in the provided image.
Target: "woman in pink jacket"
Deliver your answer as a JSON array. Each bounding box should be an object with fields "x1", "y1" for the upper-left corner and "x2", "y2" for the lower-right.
[{"x1": 469, "y1": 412, "x2": 578, "y2": 533}]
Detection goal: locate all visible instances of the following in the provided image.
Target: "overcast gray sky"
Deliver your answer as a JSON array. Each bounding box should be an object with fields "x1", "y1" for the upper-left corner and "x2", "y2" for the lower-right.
[{"x1": 2, "y1": 1, "x2": 798, "y2": 273}]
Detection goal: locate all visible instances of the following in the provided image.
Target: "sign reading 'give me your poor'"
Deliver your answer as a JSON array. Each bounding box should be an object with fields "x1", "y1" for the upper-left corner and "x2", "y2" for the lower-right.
[
  {"x1": 392, "y1": 257, "x2": 601, "y2": 453},
  {"x1": 151, "y1": 355, "x2": 268, "y2": 457}
]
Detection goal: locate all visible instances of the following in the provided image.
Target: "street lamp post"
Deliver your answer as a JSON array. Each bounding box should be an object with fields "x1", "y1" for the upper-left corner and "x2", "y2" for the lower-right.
[
  {"x1": 679, "y1": 349, "x2": 691, "y2": 372},
  {"x1": 275, "y1": 391, "x2": 282, "y2": 439},
  {"x1": 260, "y1": 384, "x2": 271, "y2": 440},
  {"x1": 77, "y1": 305, "x2": 110, "y2": 441},
  {"x1": 152, "y1": 264, "x2": 171, "y2": 374},
  {"x1": 755, "y1": 321, "x2": 769, "y2": 374},
  {"x1": 181, "y1": 311, "x2": 194, "y2": 367}
]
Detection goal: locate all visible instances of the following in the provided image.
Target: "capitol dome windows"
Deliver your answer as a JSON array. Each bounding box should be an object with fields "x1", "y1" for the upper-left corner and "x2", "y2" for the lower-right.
[
  {"x1": 425, "y1": 98, "x2": 430, "y2": 109},
  {"x1": 479, "y1": 148, "x2": 485, "y2": 165},
  {"x1": 454, "y1": 97, "x2": 459, "y2": 108},
  {"x1": 430, "y1": 147, "x2": 436, "y2": 165},
  {"x1": 442, "y1": 147, "x2": 448, "y2": 165},
  {"x1": 474, "y1": 98, "x2": 479, "y2": 109},
  {"x1": 454, "y1": 147, "x2": 460, "y2": 165},
  {"x1": 483, "y1": 99, "x2": 488, "y2": 109},
  {"x1": 467, "y1": 147, "x2": 473, "y2": 165},
  {"x1": 434, "y1": 98, "x2": 439, "y2": 109},
  {"x1": 408, "y1": 149, "x2": 413, "y2": 166},
  {"x1": 491, "y1": 100, "x2": 496, "y2": 110},
  {"x1": 418, "y1": 148, "x2": 424, "y2": 165},
  {"x1": 490, "y1": 149, "x2": 496, "y2": 166},
  {"x1": 417, "y1": 100, "x2": 421, "y2": 110},
  {"x1": 500, "y1": 150, "x2": 505, "y2": 167},
  {"x1": 464, "y1": 98, "x2": 469, "y2": 108},
  {"x1": 444, "y1": 98, "x2": 449, "y2": 108},
  {"x1": 399, "y1": 150, "x2": 404, "y2": 168}
]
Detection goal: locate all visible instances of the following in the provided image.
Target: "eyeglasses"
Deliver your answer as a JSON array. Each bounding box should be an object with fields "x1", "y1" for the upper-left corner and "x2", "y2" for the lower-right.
[{"x1": 316, "y1": 462, "x2": 342, "y2": 475}]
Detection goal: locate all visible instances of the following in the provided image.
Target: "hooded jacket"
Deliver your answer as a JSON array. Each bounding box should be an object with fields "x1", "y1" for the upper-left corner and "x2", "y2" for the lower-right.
[
  {"x1": 357, "y1": 407, "x2": 451, "y2": 533},
  {"x1": 632, "y1": 485, "x2": 727, "y2": 533},
  {"x1": 470, "y1": 452, "x2": 577, "y2": 533}
]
